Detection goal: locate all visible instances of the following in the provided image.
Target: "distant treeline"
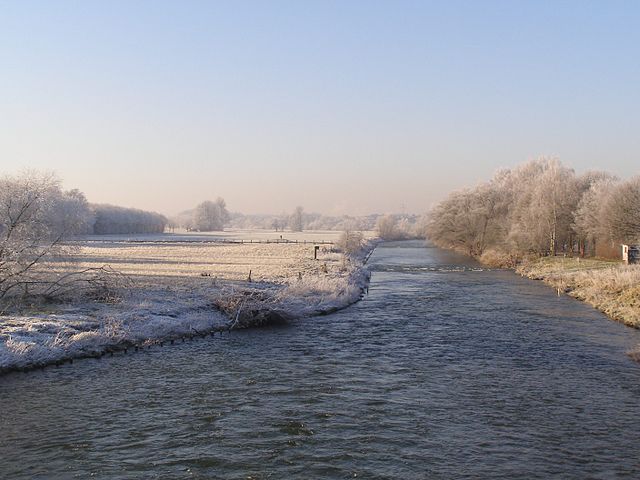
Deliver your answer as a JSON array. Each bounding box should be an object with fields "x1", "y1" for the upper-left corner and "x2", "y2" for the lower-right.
[
  {"x1": 1, "y1": 169, "x2": 433, "y2": 240},
  {"x1": 426, "y1": 158, "x2": 640, "y2": 264},
  {"x1": 92, "y1": 204, "x2": 167, "y2": 234},
  {"x1": 0, "y1": 171, "x2": 168, "y2": 236},
  {"x1": 220, "y1": 211, "x2": 427, "y2": 237},
  {"x1": 225, "y1": 211, "x2": 381, "y2": 232}
]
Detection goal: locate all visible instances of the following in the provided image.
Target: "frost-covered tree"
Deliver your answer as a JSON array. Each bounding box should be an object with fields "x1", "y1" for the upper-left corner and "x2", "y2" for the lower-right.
[
  {"x1": 57, "y1": 189, "x2": 95, "y2": 234},
  {"x1": 413, "y1": 213, "x2": 430, "y2": 239},
  {"x1": 92, "y1": 205, "x2": 167, "y2": 234},
  {"x1": 506, "y1": 158, "x2": 580, "y2": 255},
  {"x1": 289, "y1": 206, "x2": 304, "y2": 232},
  {"x1": 605, "y1": 177, "x2": 640, "y2": 244},
  {"x1": 193, "y1": 198, "x2": 230, "y2": 232},
  {"x1": 224, "y1": 212, "x2": 395, "y2": 232},
  {"x1": 376, "y1": 215, "x2": 398, "y2": 240},
  {"x1": 336, "y1": 225, "x2": 365, "y2": 256},
  {"x1": 166, "y1": 216, "x2": 179, "y2": 232},
  {"x1": 0, "y1": 171, "x2": 94, "y2": 300},
  {"x1": 426, "y1": 180, "x2": 507, "y2": 256},
  {"x1": 425, "y1": 157, "x2": 620, "y2": 261},
  {"x1": 171, "y1": 210, "x2": 195, "y2": 231},
  {"x1": 573, "y1": 174, "x2": 618, "y2": 256}
]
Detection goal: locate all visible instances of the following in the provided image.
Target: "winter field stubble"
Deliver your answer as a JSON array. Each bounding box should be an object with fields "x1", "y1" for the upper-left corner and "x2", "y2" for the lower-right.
[
  {"x1": 0, "y1": 231, "x2": 376, "y2": 372},
  {"x1": 67, "y1": 242, "x2": 340, "y2": 282}
]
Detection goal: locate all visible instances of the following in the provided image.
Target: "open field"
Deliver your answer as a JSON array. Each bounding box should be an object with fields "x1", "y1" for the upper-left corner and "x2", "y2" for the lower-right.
[
  {"x1": 77, "y1": 228, "x2": 377, "y2": 244},
  {"x1": 56, "y1": 241, "x2": 345, "y2": 283}
]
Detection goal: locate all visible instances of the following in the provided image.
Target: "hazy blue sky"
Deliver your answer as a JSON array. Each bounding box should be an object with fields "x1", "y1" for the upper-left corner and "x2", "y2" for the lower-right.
[{"x1": 1, "y1": 1, "x2": 639, "y2": 215}]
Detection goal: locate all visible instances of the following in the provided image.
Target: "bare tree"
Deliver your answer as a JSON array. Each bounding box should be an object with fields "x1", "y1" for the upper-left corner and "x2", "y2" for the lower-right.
[{"x1": 0, "y1": 171, "x2": 94, "y2": 300}]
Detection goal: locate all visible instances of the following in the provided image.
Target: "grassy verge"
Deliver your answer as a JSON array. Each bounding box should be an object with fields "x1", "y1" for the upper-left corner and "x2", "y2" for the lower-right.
[
  {"x1": 516, "y1": 257, "x2": 640, "y2": 361},
  {"x1": 516, "y1": 257, "x2": 640, "y2": 329}
]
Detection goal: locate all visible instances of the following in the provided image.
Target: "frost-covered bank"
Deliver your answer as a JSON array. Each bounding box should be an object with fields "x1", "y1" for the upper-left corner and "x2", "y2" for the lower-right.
[
  {"x1": 0, "y1": 240, "x2": 377, "y2": 373},
  {"x1": 0, "y1": 286, "x2": 228, "y2": 373},
  {"x1": 516, "y1": 257, "x2": 640, "y2": 329},
  {"x1": 429, "y1": 239, "x2": 640, "y2": 360},
  {"x1": 215, "y1": 241, "x2": 377, "y2": 328},
  {"x1": 515, "y1": 257, "x2": 640, "y2": 361}
]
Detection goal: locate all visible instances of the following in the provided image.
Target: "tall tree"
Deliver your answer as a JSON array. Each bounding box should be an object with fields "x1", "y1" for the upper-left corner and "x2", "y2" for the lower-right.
[
  {"x1": 289, "y1": 206, "x2": 304, "y2": 232},
  {"x1": 193, "y1": 198, "x2": 230, "y2": 232},
  {"x1": 0, "y1": 171, "x2": 93, "y2": 299}
]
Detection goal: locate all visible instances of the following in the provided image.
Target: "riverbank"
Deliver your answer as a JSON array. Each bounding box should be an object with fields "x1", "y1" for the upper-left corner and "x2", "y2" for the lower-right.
[
  {"x1": 515, "y1": 257, "x2": 640, "y2": 360},
  {"x1": 0, "y1": 239, "x2": 377, "y2": 373},
  {"x1": 435, "y1": 242, "x2": 640, "y2": 359},
  {"x1": 515, "y1": 257, "x2": 640, "y2": 329}
]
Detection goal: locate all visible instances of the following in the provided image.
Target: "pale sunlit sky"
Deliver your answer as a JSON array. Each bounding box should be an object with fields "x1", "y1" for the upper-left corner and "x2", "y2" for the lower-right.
[{"x1": 1, "y1": 1, "x2": 639, "y2": 215}]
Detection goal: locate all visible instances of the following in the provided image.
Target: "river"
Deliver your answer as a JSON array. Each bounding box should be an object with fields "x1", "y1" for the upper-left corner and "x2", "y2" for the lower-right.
[{"x1": 1, "y1": 240, "x2": 639, "y2": 479}]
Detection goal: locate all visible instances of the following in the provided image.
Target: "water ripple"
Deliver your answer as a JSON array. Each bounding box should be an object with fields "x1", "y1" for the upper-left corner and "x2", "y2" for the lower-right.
[{"x1": 1, "y1": 241, "x2": 640, "y2": 479}]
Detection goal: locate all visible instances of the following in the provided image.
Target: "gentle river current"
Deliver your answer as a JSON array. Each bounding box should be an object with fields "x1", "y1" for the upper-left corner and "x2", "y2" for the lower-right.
[{"x1": 2, "y1": 241, "x2": 640, "y2": 479}]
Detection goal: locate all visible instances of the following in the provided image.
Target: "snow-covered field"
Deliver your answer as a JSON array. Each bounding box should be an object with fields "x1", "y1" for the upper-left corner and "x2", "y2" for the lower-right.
[
  {"x1": 78, "y1": 228, "x2": 377, "y2": 243},
  {"x1": 1, "y1": 232, "x2": 377, "y2": 373},
  {"x1": 61, "y1": 242, "x2": 344, "y2": 282}
]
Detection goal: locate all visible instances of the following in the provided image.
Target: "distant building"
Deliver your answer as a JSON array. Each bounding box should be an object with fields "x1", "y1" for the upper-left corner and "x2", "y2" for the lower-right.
[{"x1": 622, "y1": 244, "x2": 640, "y2": 265}]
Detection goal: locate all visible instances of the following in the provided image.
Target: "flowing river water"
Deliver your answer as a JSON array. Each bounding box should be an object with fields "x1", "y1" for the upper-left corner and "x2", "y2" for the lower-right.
[{"x1": 1, "y1": 240, "x2": 640, "y2": 479}]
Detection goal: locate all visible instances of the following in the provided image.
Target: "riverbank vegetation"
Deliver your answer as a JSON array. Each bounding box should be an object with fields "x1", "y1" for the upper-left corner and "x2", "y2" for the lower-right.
[
  {"x1": 427, "y1": 157, "x2": 639, "y2": 263},
  {"x1": 426, "y1": 158, "x2": 640, "y2": 349},
  {"x1": 0, "y1": 171, "x2": 109, "y2": 302},
  {"x1": 517, "y1": 257, "x2": 640, "y2": 328},
  {"x1": 516, "y1": 256, "x2": 640, "y2": 360}
]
